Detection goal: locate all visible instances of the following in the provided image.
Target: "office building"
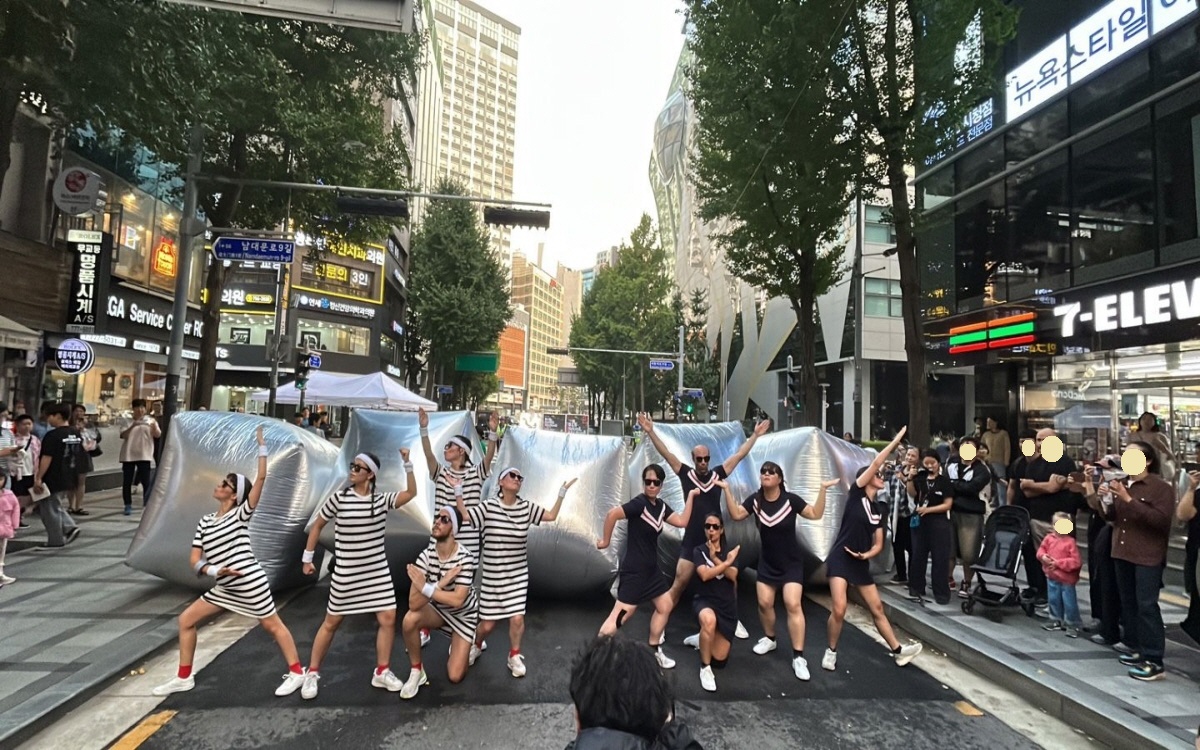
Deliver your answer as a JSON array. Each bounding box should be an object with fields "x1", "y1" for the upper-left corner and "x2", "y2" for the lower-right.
[{"x1": 510, "y1": 252, "x2": 563, "y2": 412}]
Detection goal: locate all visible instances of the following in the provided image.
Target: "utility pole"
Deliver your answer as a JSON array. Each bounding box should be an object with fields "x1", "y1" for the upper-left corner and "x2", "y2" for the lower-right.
[
  {"x1": 163, "y1": 125, "x2": 204, "y2": 423},
  {"x1": 676, "y1": 325, "x2": 685, "y2": 423}
]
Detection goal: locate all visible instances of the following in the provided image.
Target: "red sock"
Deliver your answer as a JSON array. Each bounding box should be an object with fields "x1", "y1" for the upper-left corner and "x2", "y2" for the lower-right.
[
  {"x1": 411, "y1": 662, "x2": 422, "y2": 672},
  {"x1": 178, "y1": 665, "x2": 192, "y2": 679},
  {"x1": 509, "y1": 648, "x2": 520, "y2": 657},
  {"x1": 289, "y1": 663, "x2": 303, "y2": 675},
  {"x1": 376, "y1": 664, "x2": 389, "y2": 675}
]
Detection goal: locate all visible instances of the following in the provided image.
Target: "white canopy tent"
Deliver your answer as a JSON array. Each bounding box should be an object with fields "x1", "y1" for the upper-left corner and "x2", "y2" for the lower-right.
[{"x1": 249, "y1": 371, "x2": 437, "y2": 411}]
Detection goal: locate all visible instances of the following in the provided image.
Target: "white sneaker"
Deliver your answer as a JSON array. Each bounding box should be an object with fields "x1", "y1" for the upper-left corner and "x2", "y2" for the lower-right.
[
  {"x1": 371, "y1": 668, "x2": 404, "y2": 692},
  {"x1": 752, "y1": 637, "x2": 778, "y2": 655},
  {"x1": 400, "y1": 667, "x2": 428, "y2": 700},
  {"x1": 654, "y1": 648, "x2": 676, "y2": 670},
  {"x1": 657, "y1": 632, "x2": 665, "y2": 646},
  {"x1": 469, "y1": 643, "x2": 483, "y2": 666},
  {"x1": 508, "y1": 653, "x2": 527, "y2": 678},
  {"x1": 683, "y1": 633, "x2": 700, "y2": 650},
  {"x1": 735, "y1": 621, "x2": 749, "y2": 639},
  {"x1": 480, "y1": 639, "x2": 489, "y2": 651},
  {"x1": 420, "y1": 629, "x2": 431, "y2": 648},
  {"x1": 0, "y1": 574, "x2": 14, "y2": 585},
  {"x1": 792, "y1": 656, "x2": 811, "y2": 681},
  {"x1": 699, "y1": 665, "x2": 716, "y2": 692},
  {"x1": 301, "y1": 671, "x2": 320, "y2": 700},
  {"x1": 894, "y1": 642, "x2": 923, "y2": 667},
  {"x1": 275, "y1": 670, "x2": 306, "y2": 696},
  {"x1": 821, "y1": 648, "x2": 837, "y2": 672},
  {"x1": 151, "y1": 675, "x2": 195, "y2": 696}
]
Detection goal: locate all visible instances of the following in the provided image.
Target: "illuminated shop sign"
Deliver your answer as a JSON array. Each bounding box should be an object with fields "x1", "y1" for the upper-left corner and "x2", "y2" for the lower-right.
[
  {"x1": 152, "y1": 237, "x2": 177, "y2": 278},
  {"x1": 948, "y1": 312, "x2": 1038, "y2": 355},
  {"x1": 1006, "y1": 0, "x2": 1199, "y2": 123},
  {"x1": 1054, "y1": 276, "x2": 1200, "y2": 336}
]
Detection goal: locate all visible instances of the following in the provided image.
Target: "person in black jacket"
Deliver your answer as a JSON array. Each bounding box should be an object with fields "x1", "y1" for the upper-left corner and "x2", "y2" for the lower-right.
[
  {"x1": 946, "y1": 438, "x2": 990, "y2": 598},
  {"x1": 564, "y1": 635, "x2": 702, "y2": 750}
]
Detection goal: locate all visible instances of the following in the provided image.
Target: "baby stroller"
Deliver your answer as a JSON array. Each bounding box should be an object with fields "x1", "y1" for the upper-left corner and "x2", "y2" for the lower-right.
[{"x1": 962, "y1": 505, "x2": 1034, "y2": 616}]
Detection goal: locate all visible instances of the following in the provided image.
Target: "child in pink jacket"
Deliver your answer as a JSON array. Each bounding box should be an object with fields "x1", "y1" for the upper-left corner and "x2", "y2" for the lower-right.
[
  {"x1": 0, "y1": 473, "x2": 20, "y2": 586},
  {"x1": 1038, "y1": 511, "x2": 1083, "y2": 636}
]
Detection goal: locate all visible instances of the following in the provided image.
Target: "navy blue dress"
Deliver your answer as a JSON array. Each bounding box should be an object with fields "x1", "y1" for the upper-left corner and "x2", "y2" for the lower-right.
[
  {"x1": 825, "y1": 485, "x2": 887, "y2": 586},
  {"x1": 742, "y1": 491, "x2": 809, "y2": 585},
  {"x1": 691, "y1": 542, "x2": 739, "y2": 641},
  {"x1": 677, "y1": 465, "x2": 730, "y2": 557},
  {"x1": 616, "y1": 494, "x2": 672, "y2": 604}
]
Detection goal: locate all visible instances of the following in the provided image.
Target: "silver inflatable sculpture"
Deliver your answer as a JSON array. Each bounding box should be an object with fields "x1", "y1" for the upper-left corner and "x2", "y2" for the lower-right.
[{"x1": 129, "y1": 413, "x2": 876, "y2": 595}]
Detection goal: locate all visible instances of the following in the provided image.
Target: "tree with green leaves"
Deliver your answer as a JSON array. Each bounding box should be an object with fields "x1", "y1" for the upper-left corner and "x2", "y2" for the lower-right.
[
  {"x1": 571, "y1": 214, "x2": 677, "y2": 420},
  {"x1": 825, "y1": 0, "x2": 1016, "y2": 446},
  {"x1": 686, "y1": 1, "x2": 855, "y2": 425},
  {"x1": 0, "y1": 0, "x2": 73, "y2": 213},
  {"x1": 681, "y1": 289, "x2": 721, "y2": 418},
  {"x1": 58, "y1": 0, "x2": 420, "y2": 409},
  {"x1": 408, "y1": 179, "x2": 511, "y2": 399}
]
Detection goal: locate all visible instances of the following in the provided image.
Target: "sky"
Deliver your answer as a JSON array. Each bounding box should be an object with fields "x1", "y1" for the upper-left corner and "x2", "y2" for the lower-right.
[{"x1": 473, "y1": 0, "x2": 686, "y2": 272}]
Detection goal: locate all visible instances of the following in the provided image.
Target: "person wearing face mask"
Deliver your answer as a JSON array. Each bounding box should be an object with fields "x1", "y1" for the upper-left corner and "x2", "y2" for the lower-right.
[
  {"x1": 723, "y1": 461, "x2": 837, "y2": 682},
  {"x1": 1084, "y1": 441, "x2": 1175, "y2": 681},
  {"x1": 637, "y1": 413, "x2": 769, "y2": 642},
  {"x1": 152, "y1": 427, "x2": 305, "y2": 697},
  {"x1": 595, "y1": 463, "x2": 696, "y2": 670},
  {"x1": 298, "y1": 448, "x2": 419, "y2": 699},
  {"x1": 906, "y1": 449, "x2": 955, "y2": 605}
]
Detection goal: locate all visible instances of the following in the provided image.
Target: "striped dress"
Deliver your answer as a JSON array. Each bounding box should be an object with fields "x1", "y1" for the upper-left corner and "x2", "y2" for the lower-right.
[
  {"x1": 433, "y1": 463, "x2": 487, "y2": 561},
  {"x1": 317, "y1": 488, "x2": 401, "y2": 615},
  {"x1": 192, "y1": 502, "x2": 276, "y2": 619},
  {"x1": 413, "y1": 542, "x2": 479, "y2": 643},
  {"x1": 467, "y1": 496, "x2": 545, "y2": 620}
]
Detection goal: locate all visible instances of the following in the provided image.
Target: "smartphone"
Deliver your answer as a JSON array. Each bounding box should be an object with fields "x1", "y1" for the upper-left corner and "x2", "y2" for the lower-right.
[{"x1": 1184, "y1": 462, "x2": 1200, "y2": 474}]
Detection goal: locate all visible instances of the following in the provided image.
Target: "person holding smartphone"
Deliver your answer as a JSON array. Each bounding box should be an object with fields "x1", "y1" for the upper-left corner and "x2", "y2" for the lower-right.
[{"x1": 906, "y1": 450, "x2": 955, "y2": 605}]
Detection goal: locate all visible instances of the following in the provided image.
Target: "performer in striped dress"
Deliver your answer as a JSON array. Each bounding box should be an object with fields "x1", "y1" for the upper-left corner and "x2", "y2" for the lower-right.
[
  {"x1": 723, "y1": 466, "x2": 836, "y2": 682},
  {"x1": 152, "y1": 426, "x2": 306, "y2": 697},
  {"x1": 417, "y1": 407, "x2": 497, "y2": 648},
  {"x1": 398, "y1": 506, "x2": 478, "y2": 699},
  {"x1": 455, "y1": 467, "x2": 577, "y2": 678},
  {"x1": 595, "y1": 463, "x2": 696, "y2": 670},
  {"x1": 298, "y1": 448, "x2": 418, "y2": 700}
]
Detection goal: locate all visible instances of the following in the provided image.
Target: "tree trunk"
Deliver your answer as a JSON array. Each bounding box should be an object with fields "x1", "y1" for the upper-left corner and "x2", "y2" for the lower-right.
[
  {"x1": 889, "y1": 154, "x2": 929, "y2": 448},
  {"x1": 791, "y1": 245, "x2": 822, "y2": 427},
  {"x1": 0, "y1": 84, "x2": 22, "y2": 217}
]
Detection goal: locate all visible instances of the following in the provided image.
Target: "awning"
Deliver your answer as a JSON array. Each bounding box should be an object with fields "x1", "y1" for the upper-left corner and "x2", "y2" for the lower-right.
[{"x1": 0, "y1": 315, "x2": 40, "y2": 350}]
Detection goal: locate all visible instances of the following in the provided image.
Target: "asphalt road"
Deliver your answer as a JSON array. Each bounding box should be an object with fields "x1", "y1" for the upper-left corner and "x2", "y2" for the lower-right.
[{"x1": 143, "y1": 581, "x2": 1042, "y2": 749}]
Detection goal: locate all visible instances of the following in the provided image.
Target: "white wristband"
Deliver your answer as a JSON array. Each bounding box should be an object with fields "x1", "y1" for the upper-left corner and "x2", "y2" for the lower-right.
[
  {"x1": 487, "y1": 431, "x2": 498, "y2": 442},
  {"x1": 558, "y1": 487, "x2": 568, "y2": 499},
  {"x1": 403, "y1": 462, "x2": 414, "y2": 472},
  {"x1": 421, "y1": 582, "x2": 436, "y2": 598},
  {"x1": 454, "y1": 484, "x2": 464, "y2": 498},
  {"x1": 420, "y1": 427, "x2": 429, "y2": 437},
  {"x1": 258, "y1": 446, "x2": 268, "y2": 457},
  {"x1": 205, "y1": 565, "x2": 221, "y2": 577},
  {"x1": 302, "y1": 549, "x2": 315, "y2": 564}
]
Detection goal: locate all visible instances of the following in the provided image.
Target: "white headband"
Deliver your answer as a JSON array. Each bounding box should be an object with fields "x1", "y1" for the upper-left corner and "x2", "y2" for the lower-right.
[
  {"x1": 440, "y1": 508, "x2": 460, "y2": 536},
  {"x1": 234, "y1": 473, "x2": 247, "y2": 501},
  {"x1": 355, "y1": 453, "x2": 379, "y2": 476},
  {"x1": 447, "y1": 436, "x2": 472, "y2": 454}
]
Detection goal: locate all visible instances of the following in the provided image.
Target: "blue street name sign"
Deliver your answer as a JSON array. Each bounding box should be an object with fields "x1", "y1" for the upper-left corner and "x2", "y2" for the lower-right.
[
  {"x1": 212, "y1": 237, "x2": 296, "y2": 263},
  {"x1": 684, "y1": 389, "x2": 704, "y2": 399},
  {"x1": 648, "y1": 359, "x2": 674, "y2": 371},
  {"x1": 437, "y1": 385, "x2": 453, "y2": 395},
  {"x1": 308, "y1": 353, "x2": 322, "y2": 369}
]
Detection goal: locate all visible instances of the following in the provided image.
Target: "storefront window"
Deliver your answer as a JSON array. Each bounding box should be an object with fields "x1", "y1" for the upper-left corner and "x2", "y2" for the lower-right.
[
  {"x1": 219, "y1": 314, "x2": 276, "y2": 346},
  {"x1": 1024, "y1": 362, "x2": 1114, "y2": 462},
  {"x1": 1071, "y1": 112, "x2": 1156, "y2": 285},
  {"x1": 1069, "y1": 51, "x2": 1151, "y2": 134},
  {"x1": 954, "y1": 181, "x2": 1006, "y2": 308},
  {"x1": 1006, "y1": 150, "x2": 1070, "y2": 300},
  {"x1": 296, "y1": 317, "x2": 371, "y2": 356},
  {"x1": 1005, "y1": 100, "x2": 1067, "y2": 168},
  {"x1": 1155, "y1": 81, "x2": 1200, "y2": 261},
  {"x1": 955, "y1": 138, "x2": 1004, "y2": 195},
  {"x1": 1152, "y1": 18, "x2": 1200, "y2": 92},
  {"x1": 41, "y1": 355, "x2": 192, "y2": 423}
]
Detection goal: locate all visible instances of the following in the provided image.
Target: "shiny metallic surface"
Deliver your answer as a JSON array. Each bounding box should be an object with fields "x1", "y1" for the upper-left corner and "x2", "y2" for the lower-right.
[
  {"x1": 126, "y1": 412, "x2": 342, "y2": 592},
  {"x1": 323, "y1": 409, "x2": 480, "y2": 568},
  {"x1": 484, "y1": 426, "x2": 629, "y2": 597}
]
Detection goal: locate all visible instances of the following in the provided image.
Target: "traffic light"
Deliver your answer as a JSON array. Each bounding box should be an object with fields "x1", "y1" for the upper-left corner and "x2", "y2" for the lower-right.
[
  {"x1": 294, "y1": 350, "x2": 311, "y2": 391},
  {"x1": 335, "y1": 194, "x2": 410, "y2": 219},
  {"x1": 786, "y1": 355, "x2": 800, "y2": 409},
  {"x1": 685, "y1": 399, "x2": 695, "y2": 415}
]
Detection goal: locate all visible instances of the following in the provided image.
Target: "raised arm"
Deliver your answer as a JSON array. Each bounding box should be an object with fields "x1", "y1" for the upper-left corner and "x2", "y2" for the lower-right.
[
  {"x1": 543, "y1": 477, "x2": 577, "y2": 523},
  {"x1": 418, "y1": 408, "x2": 439, "y2": 477},
  {"x1": 857, "y1": 427, "x2": 907, "y2": 489},
  {"x1": 722, "y1": 418, "x2": 771, "y2": 476},
  {"x1": 247, "y1": 426, "x2": 268, "y2": 510},
  {"x1": 667, "y1": 489, "x2": 697, "y2": 529},
  {"x1": 596, "y1": 505, "x2": 627, "y2": 549},
  {"x1": 482, "y1": 412, "x2": 499, "y2": 473},
  {"x1": 391, "y1": 448, "x2": 419, "y2": 509},
  {"x1": 638, "y1": 413, "x2": 682, "y2": 474},
  {"x1": 721, "y1": 480, "x2": 749, "y2": 521},
  {"x1": 800, "y1": 479, "x2": 839, "y2": 519}
]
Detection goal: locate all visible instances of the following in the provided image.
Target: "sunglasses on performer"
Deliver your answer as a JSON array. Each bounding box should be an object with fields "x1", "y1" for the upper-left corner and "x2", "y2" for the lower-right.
[
  {"x1": 692, "y1": 455, "x2": 710, "y2": 463},
  {"x1": 433, "y1": 515, "x2": 452, "y2": 525},
  {"x1": 760, "y1": 468, "x2": 780, "y2": 476},
  {"x1": 643, "y1": 478, "x2": 662, "y2": 487},
  {"x1": 503, "y1": 473, "x2": 525, "y2": 482},
  {"x1": 349, "y1": 464, "x2": 369, "y2": 473},
  {"x1": 704, "y1": 523, "x2": 723, "y2": 530}
]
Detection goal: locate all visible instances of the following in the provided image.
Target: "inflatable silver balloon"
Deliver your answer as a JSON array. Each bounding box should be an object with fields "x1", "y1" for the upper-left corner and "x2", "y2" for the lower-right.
[
  {"x1": 126, "y1": 412, "x2": 342, "y2": 591},
  {"x1": 321, "y1": 409, "x2": 480, "y2": 571},
  {"x1": 483, "y1": 425, "x2": 629, "y2": 597}
]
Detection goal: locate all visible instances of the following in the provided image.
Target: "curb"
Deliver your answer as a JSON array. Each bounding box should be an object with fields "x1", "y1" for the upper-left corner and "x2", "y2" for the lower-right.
[{"x1": 872, "y1": 587, "x2": 1191, "y2": 749}]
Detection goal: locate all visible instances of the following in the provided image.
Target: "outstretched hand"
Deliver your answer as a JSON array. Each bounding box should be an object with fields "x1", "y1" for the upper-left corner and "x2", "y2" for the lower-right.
[
  {"x1": 753, "y1": 418, "x2": 771, "y2": 437},
  {"x1": 399, "y1": 447, "x2": 410, "y2": 462},
  {"x1": 562, "y1": 477, "x2": 578, "y2": 491},
  {"x1": 256, "y1": 425, "x2": 265, "y2": 447},
  {"x1": 418, "y1": 408, "x2": 429, "y2": 429},
  {"x1": 821, "y1": 478, "x2": 840, "y2": 490},
  {"x1": 726, "y1": 545, "x2": 740, "y2": 563},
  {"x1": 636, "y1": 413, "x2": 654, "y2": 434},
  {"x1": 489, "y1": 411, "x2": 499, "y2": 432}
]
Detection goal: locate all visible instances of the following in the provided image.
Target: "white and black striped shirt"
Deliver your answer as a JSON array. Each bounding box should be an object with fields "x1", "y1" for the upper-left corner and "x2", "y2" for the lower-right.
[
  {"x1": 317, "y1": 488, "x2": 401, "y2": 615},
  {"x1": 467, "y1": 495, "x2": 545, "y2": 619},
  {"x1": 433, "y1": 463, "x2": 487, "y2": 559},
  {"x1": 192, "y1": 502, "x2": 275, "y2": 619}
]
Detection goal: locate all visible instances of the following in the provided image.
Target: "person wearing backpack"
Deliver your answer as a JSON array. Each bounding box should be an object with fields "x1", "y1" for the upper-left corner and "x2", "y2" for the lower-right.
[{"x1": 31, "y1": 403, "x2": 81, "y2": 551}]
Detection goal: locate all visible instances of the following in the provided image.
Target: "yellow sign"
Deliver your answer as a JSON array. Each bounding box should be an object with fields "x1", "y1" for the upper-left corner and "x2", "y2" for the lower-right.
[{"x1": 152, "y1": 238, "x2": 177, "y2": 278}]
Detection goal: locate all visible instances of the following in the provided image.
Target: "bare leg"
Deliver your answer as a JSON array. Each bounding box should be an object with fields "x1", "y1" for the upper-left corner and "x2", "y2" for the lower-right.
[
  {"x1": 260, "y1": 614, "x2": 301, "y2": 665},
  {"x1": 756, "y1": 581, "x2": 778, "y2": 638},
  {"x1": 375, "y1": 609, "x2": 397, "y2": 667},
  {"x1": 475, "y1": 618, "x2": 498, "y2": 648},
  {"x1": 177, "y1": 598, "x2": 225, "y2": 668},
  {"x1": 698, "y1": 608, "x2": 718, "y2": 663},
  {"x1": 858, "y1": 584, "x2": 901, "y2": 650},
  {"x1": 509, "y1": 615, "x2": 526, "y2": 652},
  {"x1": 667, "y1": 558, "x2": 697, "y2": 607},
  {"x1": 648, "y1": 592, "x2": 674, "y2": 646},
  {"x1": 402, "y1": 608, "x2": 433, "y2": 668},
  {"x1": 827, "y1": 577, "x2": 849, "y2": 650},
  {"x1": 781, "y1": 582, "x2": 806, "y2": 651},
  {"x1": 599, "y1": 602, "x2": 637, "y2": 636},
  {"x1": 308, "y1": 614, "x2": 345, "y2": 672}
]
